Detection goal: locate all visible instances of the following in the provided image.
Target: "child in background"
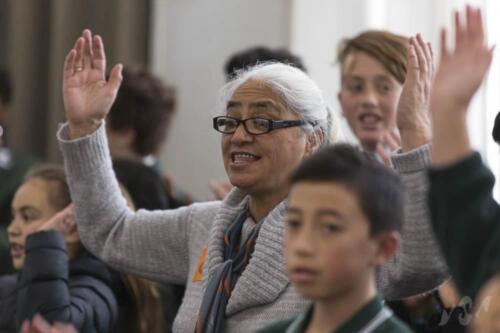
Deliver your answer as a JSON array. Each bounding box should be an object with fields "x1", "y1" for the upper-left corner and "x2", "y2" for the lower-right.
[
  {"x1": 259, "y1": 144, "x2": 412, "y2": 332},
  {"x1": 0, "y1": 165, "x2": 120, "y2": 333},
  {"x1": 427, "y1": 5, "x2": 496, "y2": 332}
]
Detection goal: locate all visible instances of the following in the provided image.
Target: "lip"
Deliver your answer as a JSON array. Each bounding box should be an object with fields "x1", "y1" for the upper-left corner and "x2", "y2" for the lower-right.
[
  {"x1": 357, "y1": 112, "x2": 382, "y2": 130},
  {"x1": 230, "y1": 151, "x2": 262, "y2": 166},
  {"x1": 9, "y1": 242, "x2": 24, "y2": 259},
  {"x1": 290, "y1": 267, "x2": 319, "y2": 283}
]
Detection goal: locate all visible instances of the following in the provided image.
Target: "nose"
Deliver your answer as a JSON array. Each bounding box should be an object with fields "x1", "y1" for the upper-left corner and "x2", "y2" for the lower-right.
[
  {"x1": 229, "y1": 122, "x2": 254, "y2": 145},
  {"x1": 291, "y1": 228, "x2": 315, "y2": 257},
  {"x1": 7, "y1": 218, "x2": 20, "y2": 238},
  {"x1": 360, "y1": 86, "x2": 378, "y2": 108}
]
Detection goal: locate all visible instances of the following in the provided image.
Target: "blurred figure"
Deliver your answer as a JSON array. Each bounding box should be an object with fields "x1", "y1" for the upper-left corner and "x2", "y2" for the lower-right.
[
  {"x1": 428, "y1": 5, "x2": 496, "y2": 333},
  {"x1": 107, "y1": 66, "x2": 192, "y2": 208},
  {"x1": 0, "y1": 165, "x2": 120, "y2": 333},
  {"x1": 337, "y1": 31, "x2": 461, "y2": 332},
  {"x1": 0, "y1": 69, "x2": 38, "y2": 275},
  {"x1": 224, "y1": 46, "x2": 307, "y2": 80}
]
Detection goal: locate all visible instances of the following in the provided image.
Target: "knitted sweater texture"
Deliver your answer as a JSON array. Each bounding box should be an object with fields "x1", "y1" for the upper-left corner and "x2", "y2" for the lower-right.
[{"x1": 57, "y1": 123, "x2": 448, "y2": 333}]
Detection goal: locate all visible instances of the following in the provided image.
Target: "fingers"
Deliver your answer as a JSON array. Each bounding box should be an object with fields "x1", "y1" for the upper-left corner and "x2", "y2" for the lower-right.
[
  {"x1": 440, "y1": 28, "x2": 449, "y2": 61},
  {"x1": 412, "y1": 35, "x2": 428, "y2": 73},
  {"x1": 454, "y1": 10, "x2": 465, "y2": 52},
  {"x1": 20, "y1": 320, "x2": 31, "y2": 333},
  {"x1": 375, "y1": 143, "x2": 393, "y2": 168},
  {"x1": 92, "y1": 35, "x2": 106, "y2": 79},
  {"x1": 82, "y1": 29, "x2": 93, "y2": 71},
  {"x1": 63, "y1": 49, "x2": 77, "y2": 80},
  {"x1": 73, "y1": 37, "x2": 84, "y2": 73},
  {"x1": 31, "y1": 314, "x2": 52, "y2": 333}
]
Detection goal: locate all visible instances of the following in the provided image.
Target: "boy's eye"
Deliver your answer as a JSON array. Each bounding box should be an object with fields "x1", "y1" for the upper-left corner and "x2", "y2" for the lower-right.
[
  {"x1": 286, "y1": 218, "x2": 301, "y2": 230},
  {"x1": 346, "y1": 83, "x2": 362, "y2": 93},
  {"x1": 322, "y1": 223, "x2": 341, "y2": 233},
  {"x1": 377, "y1": 82, "x2": 392, "y2": 94}
]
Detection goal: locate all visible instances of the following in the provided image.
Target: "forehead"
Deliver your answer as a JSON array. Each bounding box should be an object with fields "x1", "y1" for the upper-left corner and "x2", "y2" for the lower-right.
[
  {"x1": 289, "y1": 181, "x2": 363, "y2": 216},
  {"x1": 341, "y1": 51, "x2": 395, "y2": 80},
  {"x1": 12, "y1": 179, "x2": 53, "y2": 210},
  {"x1": 229, "y1": 79, "x2": 287, "y2": 109}
]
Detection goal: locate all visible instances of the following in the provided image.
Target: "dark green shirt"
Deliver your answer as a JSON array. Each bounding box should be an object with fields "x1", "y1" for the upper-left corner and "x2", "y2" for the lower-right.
[
  {"x1": 257, "y1": 294, "x2": 413, "y2": 333},
  {"x1": 429, "y1": 152, "x2": 500, "y2": 299}
]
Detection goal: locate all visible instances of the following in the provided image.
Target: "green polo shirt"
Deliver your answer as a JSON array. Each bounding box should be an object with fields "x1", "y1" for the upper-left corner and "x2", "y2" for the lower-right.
[{"x1": 257, "y1": 294, "x2": 413, "y2": 333}]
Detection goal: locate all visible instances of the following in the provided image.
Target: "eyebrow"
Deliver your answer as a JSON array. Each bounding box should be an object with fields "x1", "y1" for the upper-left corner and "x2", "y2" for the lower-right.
[
  {"x1": 287, "y1": 207, "x2": 303, "y2": 215},
  {"x1": 316, "y1": 209, "x2": 344, "y2": 219},
  {"x1": 14, "y1": 206, "x2": 40, "y2": 215},
  {"x1": 226, "y1": 100, "x2": 282, "y2": 115}
]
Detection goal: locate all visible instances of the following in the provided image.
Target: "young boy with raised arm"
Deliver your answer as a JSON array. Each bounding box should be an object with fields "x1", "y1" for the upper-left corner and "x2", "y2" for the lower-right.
[{"x1": 259, "y1": 144, "x2": 412, "y2": 333}]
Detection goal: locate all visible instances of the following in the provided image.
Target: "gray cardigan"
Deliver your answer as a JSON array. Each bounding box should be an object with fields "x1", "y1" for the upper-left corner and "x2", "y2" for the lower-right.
[{"x1": 58, "y1": 123, "x2": 448, "y2": 333}]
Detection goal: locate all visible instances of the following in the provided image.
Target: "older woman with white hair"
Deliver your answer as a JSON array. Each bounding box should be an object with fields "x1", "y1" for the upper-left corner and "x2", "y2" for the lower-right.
[{"x1": 56, "y1": 30, "x2": 446, "y2": 333}]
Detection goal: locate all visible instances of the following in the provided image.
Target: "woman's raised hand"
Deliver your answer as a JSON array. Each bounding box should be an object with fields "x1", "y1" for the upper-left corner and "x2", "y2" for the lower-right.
[{"x1": 63, "y1": 29, "x2": 123, "y2": 139}]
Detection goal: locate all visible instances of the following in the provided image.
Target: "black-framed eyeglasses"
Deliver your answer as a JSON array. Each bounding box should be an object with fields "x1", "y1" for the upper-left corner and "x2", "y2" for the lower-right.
[{"x1": 213, "y1": 116, "x2": 315, "y2": 135}]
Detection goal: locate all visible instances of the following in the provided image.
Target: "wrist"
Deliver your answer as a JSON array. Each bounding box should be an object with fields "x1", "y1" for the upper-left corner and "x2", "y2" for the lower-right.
[
  {"x1": 400, "y1": 128, "x2": 431, "y2": 152},
  {"x1": 68, "y1": 119, "x2": 102, "y2": 139}
]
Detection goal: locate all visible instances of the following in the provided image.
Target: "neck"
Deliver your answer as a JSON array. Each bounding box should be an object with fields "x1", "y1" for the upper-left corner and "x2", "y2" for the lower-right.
[
  {"x1": 248, "y1": 187, "x2": 288, "y2": 222},
  {"x1": 307, "y1": 273, "x2": 377, "y2": 333}
]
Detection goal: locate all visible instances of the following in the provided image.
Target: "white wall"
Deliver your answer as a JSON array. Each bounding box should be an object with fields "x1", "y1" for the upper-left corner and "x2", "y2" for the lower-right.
[
  {"x1": 151, "y1": 0, "x2": 291, "y2": 200},
  {"x1": 152, "y1": 0, "x2": 500, "y2": 200}
]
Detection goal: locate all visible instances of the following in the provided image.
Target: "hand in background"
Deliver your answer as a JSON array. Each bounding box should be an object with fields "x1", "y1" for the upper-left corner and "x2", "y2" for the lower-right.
[
  {"x1": 209, "y1": 180, "x2": 233, "y2": 200},
  {"x1": 431, "y1": 6, "x2": 494, "y2": 167},
  {"x1": 20, "y1": 314, "x2": 78, "y2": 333},
  {"x1": 63, "y1": 29, "x2": 122, "y2": 139},
  {"x1": 376, "y1": 127, "x2": 401, "y2": 167},
  {"x1": 37, "y1": 205, "x2": 76, "y2": 239},
  {"x1": 397, "y1": 34, "x2": 434, "y2": 152}
]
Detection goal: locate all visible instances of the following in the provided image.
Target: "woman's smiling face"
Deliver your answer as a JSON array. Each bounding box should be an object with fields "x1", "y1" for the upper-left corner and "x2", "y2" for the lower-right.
[{"x1": 221, "y1": 79, "x2": 311, "y2": 197}]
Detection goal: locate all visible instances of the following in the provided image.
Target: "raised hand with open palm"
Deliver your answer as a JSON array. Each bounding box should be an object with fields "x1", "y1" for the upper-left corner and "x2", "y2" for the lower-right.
[{"x1": 63, "y1": 29, "x2": 123, "y2": 139}]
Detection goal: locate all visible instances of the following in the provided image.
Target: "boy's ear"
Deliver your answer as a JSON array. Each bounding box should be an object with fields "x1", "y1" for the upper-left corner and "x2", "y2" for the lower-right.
[{"x1": 371, "y1": 231, "x2": 400, "y2": 266}]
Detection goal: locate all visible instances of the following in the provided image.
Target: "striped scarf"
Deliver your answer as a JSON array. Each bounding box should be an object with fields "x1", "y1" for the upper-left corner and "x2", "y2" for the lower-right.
[{"x1": 195, "y1": 209, "x2": 262, "y2": 333}]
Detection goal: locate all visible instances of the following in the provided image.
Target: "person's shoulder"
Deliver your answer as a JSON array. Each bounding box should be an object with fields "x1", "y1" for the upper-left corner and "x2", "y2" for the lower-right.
[
  {"x1": 375, "y1": 315, "x2": 414, "y2": 333},
  {"x1": 256, "y1": 318, "x2": 295, "y2": 333}
]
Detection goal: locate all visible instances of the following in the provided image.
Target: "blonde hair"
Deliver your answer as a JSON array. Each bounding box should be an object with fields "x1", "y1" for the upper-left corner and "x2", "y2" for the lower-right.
[{"x1": 337, "y1": 30, "x2": 408, "y2": 84}]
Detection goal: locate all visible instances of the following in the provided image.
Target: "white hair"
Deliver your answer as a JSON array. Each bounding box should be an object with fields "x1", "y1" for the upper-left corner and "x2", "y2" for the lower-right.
[{"x1": 216, "y1": 62, "x2": 338, "y2": 145}]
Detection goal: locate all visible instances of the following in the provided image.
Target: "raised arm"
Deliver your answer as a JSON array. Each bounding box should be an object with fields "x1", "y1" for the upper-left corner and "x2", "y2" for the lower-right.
[
  {"x1": 377, "y1": 34, "x2": 449, "y2": 300},
  {"x1": 429, "y1": 6, "x2": 496, "y2": 299},
  {"x1": 59, "y1": 30, "x2": 197, "y2": 284}
]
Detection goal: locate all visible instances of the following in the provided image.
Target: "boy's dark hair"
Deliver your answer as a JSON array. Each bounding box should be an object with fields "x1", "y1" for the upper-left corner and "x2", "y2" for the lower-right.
[
  {"x1": 0, "y1": 69, "x2": 12, "y2": 105},
  {"x1": 291, "y1": 144, "x2": 405, "y2": 235},
  {"x1": 107, "y1": 67, "x2": 176, "y2": 157},
  {"x1": 224, "y1": 46, "x2": 307, "y2": 80}
]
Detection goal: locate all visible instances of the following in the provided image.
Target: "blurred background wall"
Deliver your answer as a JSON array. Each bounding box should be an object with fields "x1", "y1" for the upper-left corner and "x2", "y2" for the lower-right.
[{"x1": 1, "y1": 0, "x2": 499, "y2": 199}]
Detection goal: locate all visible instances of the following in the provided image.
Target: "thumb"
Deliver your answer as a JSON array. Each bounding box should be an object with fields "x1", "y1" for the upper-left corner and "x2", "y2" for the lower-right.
[{"x1": 107, "y1": 63, "x2": 123, "y2": 93}]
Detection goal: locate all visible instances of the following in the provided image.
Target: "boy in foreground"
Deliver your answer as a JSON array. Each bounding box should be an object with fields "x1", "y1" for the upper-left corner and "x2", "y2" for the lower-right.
[{"x1": 259, "y1": 144, "x2": 412, "y2": 332}]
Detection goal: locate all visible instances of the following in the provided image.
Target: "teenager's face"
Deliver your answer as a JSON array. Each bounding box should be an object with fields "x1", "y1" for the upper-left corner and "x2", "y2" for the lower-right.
[
  {"x1": 7, "y1": 179, "x2": 59, "y2": 270},
  {"x1": 338, "y1": 51, "x2": 403, "y2": 151},
  {"x1": 285, "y1": 181, "x2": 379, "y2": 301}
]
